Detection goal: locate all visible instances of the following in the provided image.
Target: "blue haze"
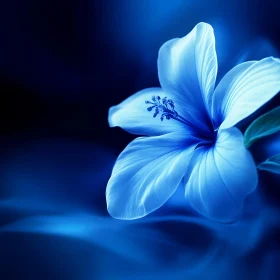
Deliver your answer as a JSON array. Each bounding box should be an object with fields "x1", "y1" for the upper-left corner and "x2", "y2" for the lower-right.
[{"x1": 1, "y1": 0, "x2": 280, "y2": 279}]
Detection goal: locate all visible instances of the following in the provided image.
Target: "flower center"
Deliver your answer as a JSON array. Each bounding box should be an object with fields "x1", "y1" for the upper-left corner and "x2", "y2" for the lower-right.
[
  {"x1": 197, "y1": 129, "x2": 218, "y2": 148},
  {"x1": 145, "y1": 95, "x2": 217, "y2": 146}
]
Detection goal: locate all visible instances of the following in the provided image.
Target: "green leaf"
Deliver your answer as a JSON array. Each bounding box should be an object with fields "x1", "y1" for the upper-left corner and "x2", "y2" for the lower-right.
[
  {"x1": 244, "y1": 106, "x2": 280, "y2": 148},
  {"x1": 258, "y1": 154, "x2": 280, "y2": 174}
]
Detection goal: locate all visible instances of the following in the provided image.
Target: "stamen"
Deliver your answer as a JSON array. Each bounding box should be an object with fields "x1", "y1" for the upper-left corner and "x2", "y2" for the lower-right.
[{"x1": 145, "y1": 96, "x2": 191, "y2": 126}]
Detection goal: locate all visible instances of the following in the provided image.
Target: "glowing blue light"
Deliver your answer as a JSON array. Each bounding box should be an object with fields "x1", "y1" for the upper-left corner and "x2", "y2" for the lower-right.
[{"x1": 106, "y1": 22, "x2": 280, "y2": 221}]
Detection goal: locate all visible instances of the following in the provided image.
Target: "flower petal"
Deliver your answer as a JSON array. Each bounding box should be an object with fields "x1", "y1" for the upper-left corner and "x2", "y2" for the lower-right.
[
  {"x1": 158, "y1": 22, "x2": 217, "y2": 131},
  {"x1": 185, "y1": 127, "x2": 258, "y2": 222},
  {"x1": 211, "y1": 61, "x2": 255, "y2": 127},
  {"x1": 108, "y1": 88, "x2": 187, "y2": 136},
  {"x1": 106, "y1": 133, "x2": 196, "y2": 219},
  {"x1": 213, "y1": 57, "x2": 280, "y2": 130}
]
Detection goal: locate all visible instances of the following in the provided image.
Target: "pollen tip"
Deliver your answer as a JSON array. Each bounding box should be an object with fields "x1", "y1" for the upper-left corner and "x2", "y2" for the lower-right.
[{"x1": 145, "y1": 95, "x2": 182, "y2": 124}]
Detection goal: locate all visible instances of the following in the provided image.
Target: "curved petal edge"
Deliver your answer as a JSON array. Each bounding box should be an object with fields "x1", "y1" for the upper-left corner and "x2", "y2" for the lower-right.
[
  {"x1": 106, "y1": 133, "x2": 196, "y2": 220},
  {"x1": 185, "y1": 127, "x2": 258, "y2": 222}
]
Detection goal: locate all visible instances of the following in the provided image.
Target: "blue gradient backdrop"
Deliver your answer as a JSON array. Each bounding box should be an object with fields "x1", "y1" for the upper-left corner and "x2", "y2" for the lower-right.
[{"x1": 1, "y1": 0, "x2": 280, "y2": 279}]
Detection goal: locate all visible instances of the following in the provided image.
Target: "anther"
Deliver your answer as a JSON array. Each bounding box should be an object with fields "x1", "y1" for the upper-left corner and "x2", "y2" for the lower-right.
[{"x1": 145, "y1": 96, "x2": 191, "y2": 127}]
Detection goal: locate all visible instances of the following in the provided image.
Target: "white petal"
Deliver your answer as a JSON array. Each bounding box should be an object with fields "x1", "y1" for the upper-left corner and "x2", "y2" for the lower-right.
[
  {"x1": 158, "y1": 22, "x2": 217, "y2": 131},
  {"x1": 108, "y1": 88, "x2": 187, "y2": 136},
  {"x1": 213, "y1": 57, "x2": 280, "y2": 130},
  {"x1": 106, "y1": 133, "x2": 196, "y2": 219},
  {"x1": 185, "y1": 127, "x2": 258, "y2": 222}
]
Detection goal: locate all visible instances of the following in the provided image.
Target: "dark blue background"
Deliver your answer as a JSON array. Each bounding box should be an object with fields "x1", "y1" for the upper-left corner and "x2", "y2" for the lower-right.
[{"x1": 1, "y1": 0, "x2": 280, "y2": 279}]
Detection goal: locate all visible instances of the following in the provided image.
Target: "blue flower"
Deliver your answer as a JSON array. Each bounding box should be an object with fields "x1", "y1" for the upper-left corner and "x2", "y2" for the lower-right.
[{"x1": 106, "y1": 22, "x2": 280, "y2": 222}]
